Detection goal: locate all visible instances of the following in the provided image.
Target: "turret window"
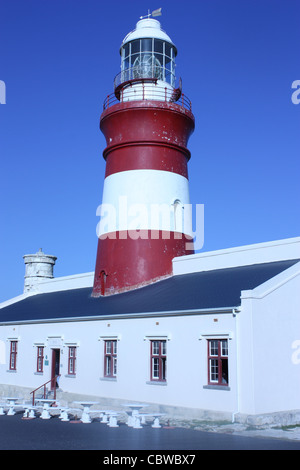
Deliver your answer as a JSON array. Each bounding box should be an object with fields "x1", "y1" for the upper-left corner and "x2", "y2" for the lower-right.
[{"x1": 173, "y1": 199, "x2": 184, "y2": 232}]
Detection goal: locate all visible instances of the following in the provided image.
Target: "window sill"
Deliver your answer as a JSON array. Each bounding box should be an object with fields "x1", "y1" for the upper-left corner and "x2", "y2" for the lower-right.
[
  {"x1": 146, "y1": 381, "x2": 167, "y2": 386},
  {"x1": 65, "y1": 374, "x2": 76, "y2": 378},
  {"x1": 100, "y1": 377, "x2": 117, "y2": 382},
  {"x1": 203, "y1": 385, "x2": 231, "y2": 391}
]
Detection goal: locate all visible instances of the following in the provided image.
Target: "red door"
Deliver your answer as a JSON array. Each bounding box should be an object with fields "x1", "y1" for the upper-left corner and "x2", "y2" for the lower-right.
[{"x1": 51, "y1": 349, "x2": 60, "y2": 390}]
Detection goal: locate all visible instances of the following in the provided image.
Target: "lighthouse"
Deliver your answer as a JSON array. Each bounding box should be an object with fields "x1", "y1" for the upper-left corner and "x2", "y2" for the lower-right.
[{"x1": 93, "y1": 17, "x2": 195, "y2": 297}]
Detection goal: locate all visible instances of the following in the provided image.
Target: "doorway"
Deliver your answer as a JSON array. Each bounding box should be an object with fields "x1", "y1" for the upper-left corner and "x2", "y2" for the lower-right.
[
  {"x1": 99, "y1": 270, "x2": 107, "y2": 296},
  {"x1": 51, "y1": 349, "x2": 60, "y2": 390}
]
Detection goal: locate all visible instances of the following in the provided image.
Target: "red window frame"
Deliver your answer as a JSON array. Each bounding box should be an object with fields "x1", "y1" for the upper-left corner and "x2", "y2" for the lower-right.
[
  {"x1": 36, "y1": 346, "x2": 44, "y2": 373},
  {"x1": 150, "y1": 340, "x2": 167, "y2": 382},
  {"x1": 104, "y1": 340, "x2": 117, "y2": 378},
  {"x1": 9, "y1": 341, "x2": 17, "y2": 371},
  {"x1": 207, "y1": 339, "x2": 229, "y2": 386},
  {"x1": 68, "y1": 347, "x2": 76, "y2": 375}
]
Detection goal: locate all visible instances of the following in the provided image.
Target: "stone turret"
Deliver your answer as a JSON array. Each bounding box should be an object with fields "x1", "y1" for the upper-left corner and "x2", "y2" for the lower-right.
[{"x1": 23, "y1": 249, "x2": 57, "y2": 293}]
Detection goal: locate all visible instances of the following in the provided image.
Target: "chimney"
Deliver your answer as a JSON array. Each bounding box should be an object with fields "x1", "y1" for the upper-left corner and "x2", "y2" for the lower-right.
[{"x1": 23, "y1": 248, "x2": 57, "y2": 293}]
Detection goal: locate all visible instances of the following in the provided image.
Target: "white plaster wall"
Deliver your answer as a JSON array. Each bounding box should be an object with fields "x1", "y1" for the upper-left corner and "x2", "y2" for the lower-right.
[
  {"x1": 0, "y1": 312, "x2": 237, "y2": 413},
  {"x1": 238, "y1": 263, "x2": 300, "y2": 415},
  {"x1": 173, "y1": 237, "x2": 300, "y2": 275},
  {"x1": 251, "y1": 274, "x2": 300, "y2": 414}
]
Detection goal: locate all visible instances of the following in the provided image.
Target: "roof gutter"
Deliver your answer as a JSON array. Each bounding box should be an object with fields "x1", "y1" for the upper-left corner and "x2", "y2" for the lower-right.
[{"x1": 0, "y1": 306, "x2": 241, "y2": 326}]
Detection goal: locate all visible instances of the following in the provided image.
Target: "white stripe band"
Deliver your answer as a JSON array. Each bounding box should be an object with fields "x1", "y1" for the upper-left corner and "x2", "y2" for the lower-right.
[{"x1": 97, "y1": 169, "x2": 193, "y2": 236}]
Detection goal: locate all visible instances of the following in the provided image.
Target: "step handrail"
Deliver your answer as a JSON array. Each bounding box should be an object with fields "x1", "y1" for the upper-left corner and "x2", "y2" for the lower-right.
[{"x1": 30, "y1": 375, "x2": 60, "y2": 405}]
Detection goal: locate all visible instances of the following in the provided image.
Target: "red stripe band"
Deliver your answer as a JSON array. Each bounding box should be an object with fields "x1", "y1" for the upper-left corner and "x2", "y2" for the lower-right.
[
  {"x1": 104, "y1": 143, "x2": 189, "y2": 178},
  {"x1": 92, "y1": 230, "x2": 194, "y2": 296}
]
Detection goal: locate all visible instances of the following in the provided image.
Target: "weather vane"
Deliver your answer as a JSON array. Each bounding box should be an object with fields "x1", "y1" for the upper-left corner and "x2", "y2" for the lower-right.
[{"x1": 140, "y1": 8, "x2": 162, "y2": 20}]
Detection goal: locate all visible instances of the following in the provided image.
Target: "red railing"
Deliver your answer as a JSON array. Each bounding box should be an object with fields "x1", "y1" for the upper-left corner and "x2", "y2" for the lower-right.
[
  {"x1": 103, "y1": 80, "x2": 192, "y2": 113},
  {"x1": 30, "y1": 375, "x2": 60, "y2": 405}
]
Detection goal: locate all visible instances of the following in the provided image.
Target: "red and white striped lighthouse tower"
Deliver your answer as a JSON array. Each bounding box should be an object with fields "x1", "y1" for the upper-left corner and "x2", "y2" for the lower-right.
[{"x1": 93, "y1": 16, "x2": 195, "y2": 296}]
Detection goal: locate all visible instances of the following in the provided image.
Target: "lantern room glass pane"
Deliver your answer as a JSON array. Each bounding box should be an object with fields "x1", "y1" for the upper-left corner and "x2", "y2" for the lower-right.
[
  {"x1": 124, "y1": 43, "x2": 129, "y2": 58},
  {"x1": 130, "y1": 53, "x2": 139, "y2": 67},
  {"x1": 131, "y1": 40, "x2": 140, "y2": 54},
  {"x1": 154, "y1": 39, "x2": 164, "y2": 54},
  {"x1": 165, "y1": 43, "x2": 172, "y2": 57},
  {"x1": 141, "y1": 38, "x2": 152, "y2": 52},
  {"x1": 164, "y1": 54, "x2": 172, "y2": 65},
  {"x1": 154, "y1": 53, "x2": 163, "y2": 64},
  {"x1": 123, "y1": 57, "x2": 130, "y2": 69}
]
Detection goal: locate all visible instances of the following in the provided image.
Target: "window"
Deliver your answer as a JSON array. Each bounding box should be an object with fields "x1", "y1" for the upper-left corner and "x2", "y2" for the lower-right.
[
  {"x1": 150, "y1": 340, "x2": 166, "y2": 382},
  {"x1": 68, "y1": 347, "x2": 76, "y2": 376},
  {"x1": 104, "y1": 340, "x2": 117, "y2": 378},
  {"x1": 9, "y1": 341, "x2": 17, "y2": 371},
  {"x1": 173, "y1": 199, "x2": 184, "y2": 232},
  {"x1": 36, "y1": 346, "x2": 44, "y2": 373},
  {"x1": 207, "y1": 339, "x2": 229, "y2": 386}
]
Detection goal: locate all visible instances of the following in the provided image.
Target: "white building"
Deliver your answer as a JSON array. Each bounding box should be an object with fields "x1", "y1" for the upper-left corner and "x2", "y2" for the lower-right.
[
  {"x1": 0, "y1": 237, "x2": 299, "y2": 424},
  {"x1": 0, "y1": 17, "x2": 299, "y2": 426}
]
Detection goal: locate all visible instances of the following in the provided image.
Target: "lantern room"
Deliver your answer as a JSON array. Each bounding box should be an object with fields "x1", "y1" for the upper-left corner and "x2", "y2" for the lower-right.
[
  {"x1": 113, "y1": 18, "x2": 179, "y2": 102},
  {"x1": 119, "y1": 18, "x2": 177, "y2": 87}
]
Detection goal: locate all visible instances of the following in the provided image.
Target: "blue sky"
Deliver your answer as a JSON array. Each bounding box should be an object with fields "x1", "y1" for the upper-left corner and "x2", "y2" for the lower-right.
[{"x1": 0, "y1": 0, "x2": 299, "y2": 302}]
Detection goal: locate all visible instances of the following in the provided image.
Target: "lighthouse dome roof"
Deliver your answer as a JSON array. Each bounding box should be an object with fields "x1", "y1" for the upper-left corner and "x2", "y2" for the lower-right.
[{"x1": 121, "y1": 19, "x2": 177, "y2": 54}]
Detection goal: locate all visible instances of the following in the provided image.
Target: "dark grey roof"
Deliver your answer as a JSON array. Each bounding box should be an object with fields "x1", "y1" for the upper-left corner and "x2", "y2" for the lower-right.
[{"x1": 0, "y1": 259, "x2": 298, "y2": 323}]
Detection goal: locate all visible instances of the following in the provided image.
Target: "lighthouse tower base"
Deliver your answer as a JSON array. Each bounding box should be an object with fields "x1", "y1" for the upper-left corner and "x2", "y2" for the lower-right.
[{"x1": 93, "y1": 230, "x2": 193, "y2": 296}]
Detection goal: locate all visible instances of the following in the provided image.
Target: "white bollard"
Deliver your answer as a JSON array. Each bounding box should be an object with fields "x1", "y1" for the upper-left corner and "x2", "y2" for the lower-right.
[
  {"x1": 7, "y1": 406, "x2": 15, "y2": 416},
  {"x1": 40, "y1": 409, "x2": 51, "y2": 419},
  {"x1": 101, "y1": 413, "x2": 109, "y2": 423},
  {"x1": 81, "y1": 411, "x2": 91, "y2": 423},
  {"x1": 108, "y1": 415, "x2": 119, "y2": 428},
  {"x1": 152, "y1": 417, "x2": 161, "y2": 428},
  {"x1": 133, "y1": 416, "x2": 143, "y2": 429},
  {"x1": 29, "y1": 408, "x2": 36, "y2": 419},
  {"x1": 60, "y1": 410, "x2": 70, "y2": 422}
]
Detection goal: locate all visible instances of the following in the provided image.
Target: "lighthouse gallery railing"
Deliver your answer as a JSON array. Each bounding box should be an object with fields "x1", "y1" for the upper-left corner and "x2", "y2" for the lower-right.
[{"x1": 103, "y1": 78, "x2": 192, "y2": 112}]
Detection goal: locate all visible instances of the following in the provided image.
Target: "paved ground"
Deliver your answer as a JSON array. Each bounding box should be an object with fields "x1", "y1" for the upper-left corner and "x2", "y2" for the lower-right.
[
  {"x1": 0, "y1": 413, "x2": 300, "y2": 451},
  {"x1": 170, "y1": 417, "x2": 300, "y2": 444}
]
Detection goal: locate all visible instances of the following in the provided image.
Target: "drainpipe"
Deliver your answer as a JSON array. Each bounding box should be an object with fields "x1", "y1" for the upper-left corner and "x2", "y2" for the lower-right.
[{"x1": 232, "y1": 307, "x2": 241, "y2": 423}]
